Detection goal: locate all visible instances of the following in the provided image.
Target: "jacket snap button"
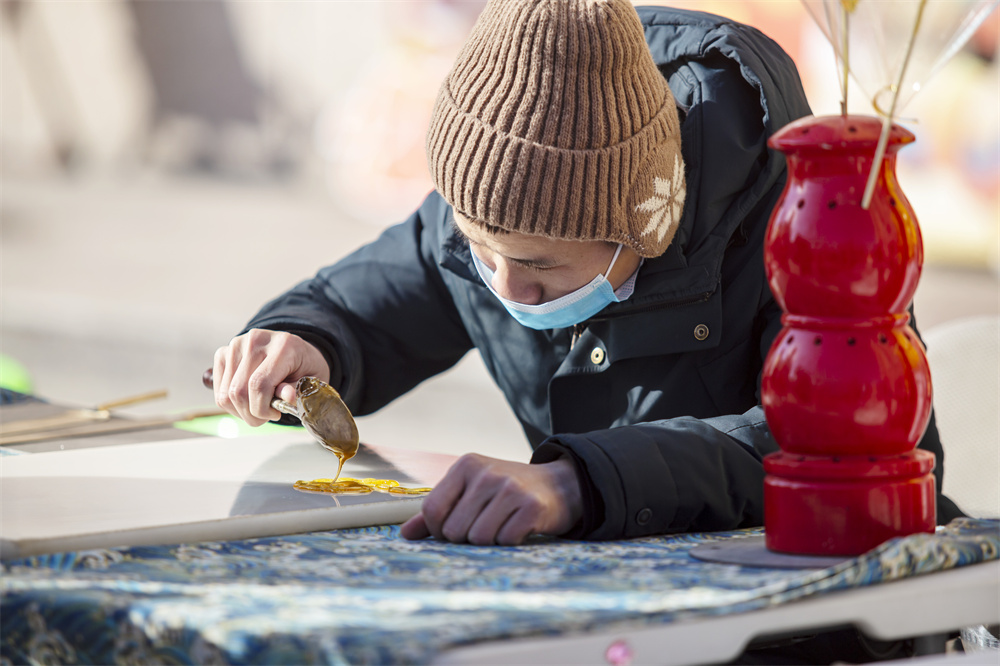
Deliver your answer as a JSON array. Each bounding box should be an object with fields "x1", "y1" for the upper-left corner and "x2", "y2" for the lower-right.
[
  {"x1": 693, "y1": 324, "x2": 710, "y2": 341},
  {"x1": 636, "y1": 508, "x2": 652, "y2": 525},
  {"x1": 590, "y1": 347, "x2": 605, "y2": 365}
]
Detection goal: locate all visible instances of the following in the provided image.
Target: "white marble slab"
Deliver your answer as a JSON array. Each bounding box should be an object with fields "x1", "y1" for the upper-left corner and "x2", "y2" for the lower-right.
[{"x1": 0, "y1": 432, "x2": 456, "y2": 559}]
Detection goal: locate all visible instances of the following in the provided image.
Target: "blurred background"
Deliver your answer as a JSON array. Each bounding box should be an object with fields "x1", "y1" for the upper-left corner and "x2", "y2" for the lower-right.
[{"x1": 2, "y1": 0, "x2": 997, "y2": 460}]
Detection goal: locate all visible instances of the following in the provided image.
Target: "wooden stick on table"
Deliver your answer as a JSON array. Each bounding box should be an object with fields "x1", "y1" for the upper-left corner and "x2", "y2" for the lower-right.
[{"x1": 0, "y1": 408, "x2": 227, "y2": 446}]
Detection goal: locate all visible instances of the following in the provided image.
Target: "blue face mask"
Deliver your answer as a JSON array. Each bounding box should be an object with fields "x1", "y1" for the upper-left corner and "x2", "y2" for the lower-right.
[{"x1": 471, "y1": 244, "x2": 624, "y2": 330}]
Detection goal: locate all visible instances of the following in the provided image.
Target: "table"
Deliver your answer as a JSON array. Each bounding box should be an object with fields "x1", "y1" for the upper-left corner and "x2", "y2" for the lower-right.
[
  {"x1": 2, "y1": 392, "x2": 998, "y2": 664},
  {"x1": 0, "y1": 388, "x2": 459, "y2": 559},
  {"x1": 2, "y1": 518, "x2": 997, "y2": 665}
]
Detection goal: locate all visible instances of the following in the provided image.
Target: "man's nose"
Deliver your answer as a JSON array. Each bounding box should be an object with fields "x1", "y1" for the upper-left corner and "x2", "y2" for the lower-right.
[{"x1": 492, "y1": 261, "x2": 542, "y2": 305}]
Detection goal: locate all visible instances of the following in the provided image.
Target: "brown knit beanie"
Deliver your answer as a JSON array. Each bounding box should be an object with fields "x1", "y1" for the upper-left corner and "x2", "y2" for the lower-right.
[{"x1": 426, "y1": 0, "x2": 685, "y2": 258}]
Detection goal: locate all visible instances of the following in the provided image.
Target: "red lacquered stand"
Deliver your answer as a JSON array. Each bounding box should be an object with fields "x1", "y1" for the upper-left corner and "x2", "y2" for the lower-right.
[{"x1": 761, "y1": 116, "x2": 937, "y2": 556}]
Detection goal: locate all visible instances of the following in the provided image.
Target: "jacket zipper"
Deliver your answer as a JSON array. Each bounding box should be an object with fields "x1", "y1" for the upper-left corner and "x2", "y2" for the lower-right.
[{"x1": 570, "y1": 323, "x2": 585, "y2": 350}]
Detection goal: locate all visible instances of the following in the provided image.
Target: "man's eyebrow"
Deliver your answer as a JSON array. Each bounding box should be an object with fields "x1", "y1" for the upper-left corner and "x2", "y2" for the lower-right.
[
  {"x1": 508, "y1": 255, "x2": 558, "y2": 269},
  {"x1": 453, "y1": 220, "x2": 558, "y2": 269}
]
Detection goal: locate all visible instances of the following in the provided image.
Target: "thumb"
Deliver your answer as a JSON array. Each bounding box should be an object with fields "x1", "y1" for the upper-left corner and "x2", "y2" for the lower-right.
[
  {"x1": 400, "y1": 512, "x2": 431, "y2": 541},
  {"x1": 276, "y1": 381, "x2": 298, "y2": 404}
]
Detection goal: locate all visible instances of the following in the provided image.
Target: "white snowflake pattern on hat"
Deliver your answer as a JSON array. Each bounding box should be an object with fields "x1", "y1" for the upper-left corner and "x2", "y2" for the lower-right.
[{"x1": 636, "y1": 155, "x2": 686, "y2": 242}]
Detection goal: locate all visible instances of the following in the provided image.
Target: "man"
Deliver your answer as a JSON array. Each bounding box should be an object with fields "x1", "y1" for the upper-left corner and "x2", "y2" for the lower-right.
[{"x1": 213, "y1": 0, "x2": 960, "y2": 546}]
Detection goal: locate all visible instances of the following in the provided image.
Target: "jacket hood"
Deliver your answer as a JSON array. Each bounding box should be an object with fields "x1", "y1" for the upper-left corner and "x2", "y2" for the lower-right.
[{"x1": 637, "y1": 5, "x2": 811, "y2": 270}]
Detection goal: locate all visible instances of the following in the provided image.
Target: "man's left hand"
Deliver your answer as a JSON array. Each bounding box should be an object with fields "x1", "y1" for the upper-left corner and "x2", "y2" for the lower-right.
[{"x1": 400, "y1": 454, "x2": 583, "y2": 545}]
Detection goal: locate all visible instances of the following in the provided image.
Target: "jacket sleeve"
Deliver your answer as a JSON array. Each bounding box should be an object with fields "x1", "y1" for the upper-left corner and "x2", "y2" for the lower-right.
[
  {"x1": 535, "y1": 407, "x2": 959, "y2": 541},
  {"x1": 533, "y1": 407, "x2": 776, "y2": 540},
  {"x1": 243, "y1": 192, "x2": 474, "y2": 415}
]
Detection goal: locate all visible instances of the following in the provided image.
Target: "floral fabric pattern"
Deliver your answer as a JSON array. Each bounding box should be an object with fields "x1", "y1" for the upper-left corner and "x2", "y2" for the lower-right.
[{"x1": 2, "y1": 518, "x2": 997, "y2": 664}]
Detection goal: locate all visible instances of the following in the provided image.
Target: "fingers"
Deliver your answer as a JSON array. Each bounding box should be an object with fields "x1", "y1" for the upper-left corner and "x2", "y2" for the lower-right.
[
  {"x1": 466, "y1": 499, "x2": 523, "y2": 546},
  {"x1": 225, "y1": 340, "x2": 273, "y2": 427},
  {"x1": 441, "y1": 489, "x2": 499, "y2": 544},
  {"x1": 399, "y1": 513, "x2": 431, "y2": 540},
  {"x1": 415, "y1": 455, "x2": 471, "y2": 540},
  {"x1": 212, "y1": 329, "x2": 329, "y2": 427},
  {"x1": 246, "y1": 356, "x2": 284, "y2": 424},
  {"x1": 401, "y1": 455, "x2": 571, "y2": 546},
  {"x1": 438, "y1": 462, "x2": 518, "y2": 544},
  {"x1": 214, "y1": 344, "x2": 250, "y2": 422},
  {"x1": 275, "y1": 381, "x2": 298, "y2": 404}
]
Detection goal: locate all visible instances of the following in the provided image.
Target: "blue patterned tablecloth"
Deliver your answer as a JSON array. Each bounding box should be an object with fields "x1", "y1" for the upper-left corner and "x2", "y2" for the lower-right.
[{"x1": 2, "y1": 518, "x2": 997, "y2": 665}]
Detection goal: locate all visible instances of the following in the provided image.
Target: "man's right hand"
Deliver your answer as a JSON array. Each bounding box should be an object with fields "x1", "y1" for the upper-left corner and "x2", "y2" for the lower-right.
[{"x1": 213, "y1": 329, "x2": 330, "y2": 427}]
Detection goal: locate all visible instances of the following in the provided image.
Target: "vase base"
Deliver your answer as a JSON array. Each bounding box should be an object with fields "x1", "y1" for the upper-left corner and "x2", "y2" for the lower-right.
[{"x1": 763, "y1": 450, "x2": 937, "y2": 556}]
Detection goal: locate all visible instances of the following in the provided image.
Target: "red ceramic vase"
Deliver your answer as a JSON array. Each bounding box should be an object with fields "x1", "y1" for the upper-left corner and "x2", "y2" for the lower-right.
[
  {"x1": 763, "y1": 314, "x2": 932, "y2": 456},
  {"x1": 761, "y1": 116, "x2": 936, "y2": 556},
  {"x1": 764, "y1": 117, "x2": 923, "y2": 317}
]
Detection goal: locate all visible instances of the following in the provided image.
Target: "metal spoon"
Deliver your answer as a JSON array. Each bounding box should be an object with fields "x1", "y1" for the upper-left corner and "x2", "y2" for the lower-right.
[{"x1": 203, "y1": 371, "x2": 359, "y2": 480}]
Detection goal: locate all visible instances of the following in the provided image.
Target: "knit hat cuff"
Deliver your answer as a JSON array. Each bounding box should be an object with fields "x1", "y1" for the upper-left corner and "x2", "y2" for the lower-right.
[{"x1": 427, "y1": 78, "x2": 686, "y2": 258}]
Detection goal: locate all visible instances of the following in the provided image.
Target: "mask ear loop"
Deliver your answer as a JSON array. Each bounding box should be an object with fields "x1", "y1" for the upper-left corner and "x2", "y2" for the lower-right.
[{"x1": 603, "y1": 244, "x2": 624, "y2": 278}]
